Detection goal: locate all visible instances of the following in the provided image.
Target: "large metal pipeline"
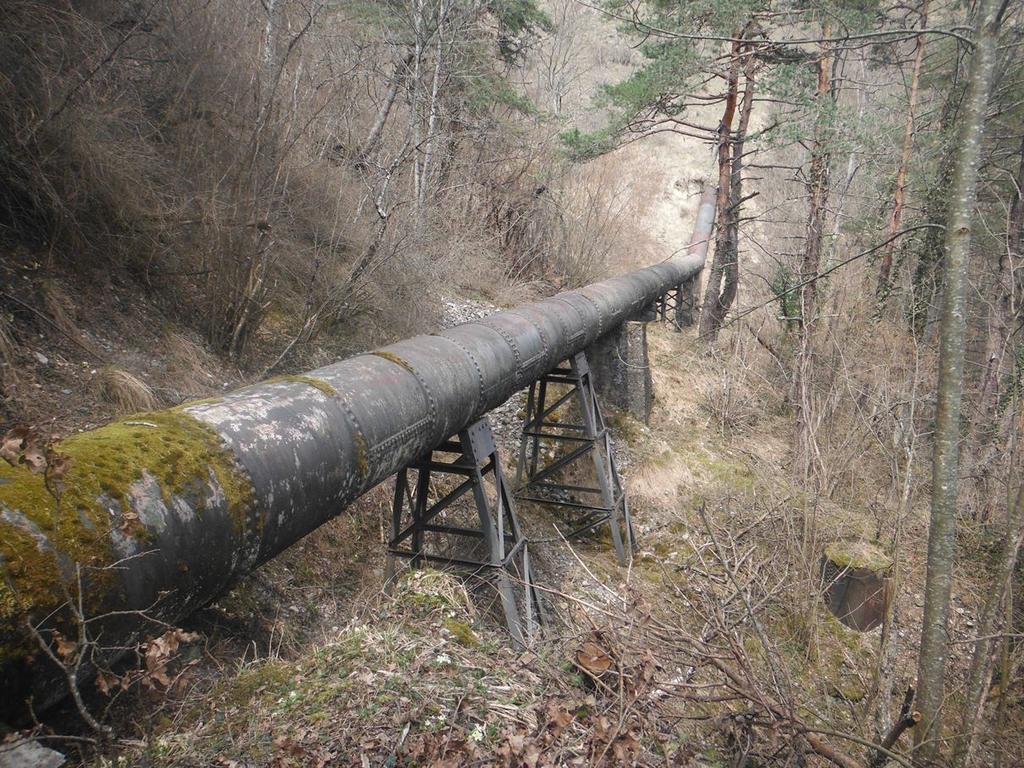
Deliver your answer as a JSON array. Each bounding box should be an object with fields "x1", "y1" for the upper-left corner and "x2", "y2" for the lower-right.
[{"x1": 0, "y1": 189, "x2": 716, "y2": 718}]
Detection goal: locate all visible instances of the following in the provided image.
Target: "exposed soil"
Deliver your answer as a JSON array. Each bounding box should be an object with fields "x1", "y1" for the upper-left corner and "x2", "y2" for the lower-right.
[{"x1": 0, "y1": 254, "x2": 244, "y2": 435}]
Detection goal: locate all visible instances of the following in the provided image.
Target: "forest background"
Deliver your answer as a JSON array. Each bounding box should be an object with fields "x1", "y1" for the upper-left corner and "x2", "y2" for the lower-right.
[{"x1": 1, "y1": 0, "x2": 1023, "y2": 765}]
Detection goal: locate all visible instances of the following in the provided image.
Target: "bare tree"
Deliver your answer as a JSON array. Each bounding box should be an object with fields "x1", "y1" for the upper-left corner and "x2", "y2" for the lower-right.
[
  {"x1": 532, "y1": 0, "x2": 590, "y2": 115},
  {"x1": 915, "y1": 0, "x2": 1004, "y2": 759},
  {"x1": 876, "y1": 0, "x2": 929, "y2": 301},
  {"x1": 793, "y1": 25, "x2": 836, "y2": 484},
  {"x1": 700, "y1": 31, "x2": 757, "y2": 342}
]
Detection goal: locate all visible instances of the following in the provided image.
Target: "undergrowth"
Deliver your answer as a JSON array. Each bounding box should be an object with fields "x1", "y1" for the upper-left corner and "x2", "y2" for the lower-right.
[{"x1": 42, "y1": 322, "x2": 946, "y2": 768}]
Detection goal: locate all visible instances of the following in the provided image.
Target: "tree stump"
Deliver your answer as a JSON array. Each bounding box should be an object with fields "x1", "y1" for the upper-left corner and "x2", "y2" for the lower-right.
[{"x1": 821, "y1": 541, "x2": 893, "y2": 631}]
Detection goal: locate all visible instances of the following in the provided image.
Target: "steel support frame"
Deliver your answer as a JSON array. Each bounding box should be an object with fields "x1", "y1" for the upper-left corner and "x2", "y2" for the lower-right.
[
  {"x1": 656, "y1": 277, "x2": 698, "y2": 328},
  {"x1": 515, "y1": 353, "x2": 635, "y2": 565},
  {"x1": 386, "y1": 419, "x2": 540, "y2": 645}
]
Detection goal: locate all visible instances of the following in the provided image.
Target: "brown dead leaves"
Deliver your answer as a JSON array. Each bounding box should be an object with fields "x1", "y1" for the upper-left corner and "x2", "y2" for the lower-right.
[
  {"x1": 0, "y1": 425, "x2": 73, "y2": 481},
  {"x1": 213, "y1": 745, "x2": 340, "y2": 768},
  {"x1": 95, "y1": 628, "x2": 203, "y2": 696},
  {"x1": 575, "y1": 633, "x2": 614, "y2": 678},
  {"x1": 481, "y1": 695, "x2": 648, "y2": 767},
  {"x1": 52, "y1": 630, "x2": 79, "y2": 664},
  {"x1": 117, "y1": 509, "x2": 140, "y2": 534},
  {"x1": 142, "y1": 628, "x2": 202, "y2": 689}
]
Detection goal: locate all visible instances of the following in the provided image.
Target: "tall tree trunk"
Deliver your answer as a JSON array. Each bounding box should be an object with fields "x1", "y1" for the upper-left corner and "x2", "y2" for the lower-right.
[
  {"x1": 418, "y1": 0, "x2": 448, "y2": 212},
  {"x1": 876, "y1": 0, "x2": 929, "y2": 300},
  {"x1": 714, "y1": 51, "x2": 756, "y2": 333},
  {"x1": 793, "y1": 26, "x2": 833, "y2": 483},
  {"x1": 261, "y1": 0, "x2": 281, "y2": 96},
  {"x1": 408, "y1": 0, "x2": 427, "y2": 204},
  {"x1": 698, "y1": 34, "x2": 742, "y2": 342},
  {"x1": 952, "y1": 481, "x2": 1024, "y2": 767},
  {"x1": 362, "y1": 51, "x2": 415, "y2": 159},
  {"x1": 963, "y1": 136, "x2": 1024, "y2": 516},
  {"x1": 915, "y1": 0, "x2": 1002, "y2": 760}
]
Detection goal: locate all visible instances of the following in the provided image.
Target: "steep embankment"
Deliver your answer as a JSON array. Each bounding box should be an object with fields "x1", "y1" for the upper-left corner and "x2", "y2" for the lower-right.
[
  {"x1": 76, "y1": 313, "x2": 907, "y2": 768},
  {"x1": 8, "y1": 0, "x2": 1021, "y2": 763},
  {"x1": 26, "y1": 124, "x2": 926, "y2": 764}
]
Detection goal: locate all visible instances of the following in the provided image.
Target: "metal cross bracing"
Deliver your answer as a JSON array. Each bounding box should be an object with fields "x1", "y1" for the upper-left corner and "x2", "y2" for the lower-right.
[
  {"x1": 515, "y1": 352, "x2": 636, "y2": 565},
  {"x1": 656, "y1": 279, "x2": 698, "y2": 328},
  {"x1": 385, "y1": 418, "x2": 541, "y2": 645}
]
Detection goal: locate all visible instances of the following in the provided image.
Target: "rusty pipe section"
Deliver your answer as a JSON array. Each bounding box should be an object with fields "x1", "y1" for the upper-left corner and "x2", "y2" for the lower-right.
[{"x1": 0, "y1": 190, "x2": 715, "y2": 717}]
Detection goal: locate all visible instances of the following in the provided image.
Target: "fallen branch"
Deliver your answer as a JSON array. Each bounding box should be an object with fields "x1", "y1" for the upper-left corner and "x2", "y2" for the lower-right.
[{"x1": 871, "y1": 685, "x2": 920, "y2": 768}]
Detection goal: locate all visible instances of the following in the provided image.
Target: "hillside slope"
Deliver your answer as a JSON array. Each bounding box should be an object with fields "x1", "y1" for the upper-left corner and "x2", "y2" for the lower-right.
[
  {"x1": 4, "y1": 0, "x2": 1024, "y2": 764},
  {"x1": 50, "y1": 317, "x2": 945, "y2": 768}
]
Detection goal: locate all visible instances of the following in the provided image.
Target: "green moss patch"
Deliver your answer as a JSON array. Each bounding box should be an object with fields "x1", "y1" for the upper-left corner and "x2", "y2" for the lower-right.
[
  {"x1": 0, "y1": 410, "x2": 254, "y2": 635},
  {"x1": 264, "y1": 375, "x2": 338, "y2": 399},
  {"x1": 824, "y1": 541, "x2": 893, "y2": 574},
  {"x1": 371, "y1": 350, "x2": 415, "y2": 374}
]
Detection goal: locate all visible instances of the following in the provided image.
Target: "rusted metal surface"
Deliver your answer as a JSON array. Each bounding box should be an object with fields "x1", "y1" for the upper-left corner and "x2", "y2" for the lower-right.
[{"x1": 0, "y1": 211, "x2": 714, "y2": 718}]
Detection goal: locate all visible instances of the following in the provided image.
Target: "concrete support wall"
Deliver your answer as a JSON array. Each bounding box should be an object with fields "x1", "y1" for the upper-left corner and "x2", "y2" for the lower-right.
[{"x1": 587, "y1": 321, "x2": 653, "y2": 424}]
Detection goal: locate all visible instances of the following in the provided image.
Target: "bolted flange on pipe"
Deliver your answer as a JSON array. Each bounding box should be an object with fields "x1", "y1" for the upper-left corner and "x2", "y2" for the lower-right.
[{"x1": 0, "y1": 186, "x2": 717, "y2": 719}]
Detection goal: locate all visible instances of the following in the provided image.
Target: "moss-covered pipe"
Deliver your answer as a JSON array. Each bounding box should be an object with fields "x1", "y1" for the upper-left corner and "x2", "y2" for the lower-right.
[{"x1": 0, "y1": 214, "x2": 714, "y2": 718}]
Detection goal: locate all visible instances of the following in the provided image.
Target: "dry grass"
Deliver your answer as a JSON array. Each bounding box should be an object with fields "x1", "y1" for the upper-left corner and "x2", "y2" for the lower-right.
[
  {"x1": 0, "y1": 313, "x2": 14, "y2": 366},
  {"x1": 125, "y1": 570, "x2": 551, "y2": 766},
  {"x1": 162, "y1": 332, "x2": 218, "y2": 397},
  {"x1": 0, "y1": 0, "x2": 576, "y2": 367},
  {"x1": 0, "y1": 314, "x2": 17, "y2": 413},
  {"x1": 537, "y1": 151, "x2": 664, "y2": 289},
  {"x1": 92, "y1": 367, "x2": 159, "y2": 414},
  {"x1": 39, "y1": 281, "x2": 105, "y2": 361}
]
